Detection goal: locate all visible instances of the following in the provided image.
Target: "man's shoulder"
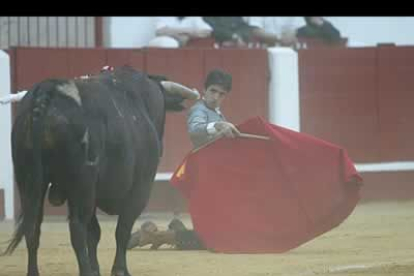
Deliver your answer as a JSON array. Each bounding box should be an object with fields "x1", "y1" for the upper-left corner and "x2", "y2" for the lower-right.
[
  {"x1": 188, "y1": 101, "x2": 211, "y2": 118},
  {"x1": 189, "y1": 100, "x2": 206, "y2": 111}
]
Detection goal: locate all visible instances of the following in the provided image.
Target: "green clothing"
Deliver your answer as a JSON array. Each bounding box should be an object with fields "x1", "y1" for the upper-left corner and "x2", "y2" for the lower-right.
[{"x1": 203, "y1": 17, "x2": 254, "y2": 43}]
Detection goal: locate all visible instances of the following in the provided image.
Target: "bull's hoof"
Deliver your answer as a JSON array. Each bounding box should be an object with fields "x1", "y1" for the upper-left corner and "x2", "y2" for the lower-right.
[
  {"x1": 111, "y1": 269, "x2": 131, "y2": 276},
  {"x1": 80, "y1": 272, "x2": 99, "y2": 276},
  {"x1": 80, "y1": 271, "x2": 100, "y2": 276},
  {"x1": 91, "y1": 268, "x2": 100, "y2": 276}
]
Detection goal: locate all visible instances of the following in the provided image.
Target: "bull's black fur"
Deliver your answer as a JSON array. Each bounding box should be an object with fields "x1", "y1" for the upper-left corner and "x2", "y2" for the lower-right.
[{"x1": 4, "y1": 66, "x2": 189, "y2": 276}]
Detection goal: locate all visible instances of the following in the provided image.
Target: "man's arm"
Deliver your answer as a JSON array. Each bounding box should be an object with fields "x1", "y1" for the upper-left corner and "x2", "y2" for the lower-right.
[
  {"x1": 247, "y1": 17, "x2": 278, "y2": 45},
  {"x1": 156, "y1": 26, "x2": 207, "y2": 37},
  {"x1": 187, "y1": 106, "x2": 241, "y2": 148},
  {"x1": 251, "y1": 27, "x2": 279, "y2": 45},
  {"x1": 155, "y1": 17, "x2": 212, "y2": 39},
  {"x1": 187, "y1": 108, "x2": 214, "y2": 147}
]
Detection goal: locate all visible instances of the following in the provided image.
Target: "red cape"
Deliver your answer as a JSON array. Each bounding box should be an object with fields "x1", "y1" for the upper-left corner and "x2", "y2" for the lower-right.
[{"x1": 170, "y1": 117, "x2": 362, "y2": 253}]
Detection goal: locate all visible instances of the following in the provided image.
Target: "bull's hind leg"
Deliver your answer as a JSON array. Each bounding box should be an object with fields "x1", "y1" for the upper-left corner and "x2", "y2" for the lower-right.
[
  {"x1": 25, "y1": 184, "x2": 48, "y2": 276},
  {"x1": 67, "y1": 187, "x2": 97, "y2": 276},
  {"x1": 87, "y1": 213, "x2": 101, "y2": 276},
  {"x1": 111, "y1": 184, "x2": 152, "y2": 276}
]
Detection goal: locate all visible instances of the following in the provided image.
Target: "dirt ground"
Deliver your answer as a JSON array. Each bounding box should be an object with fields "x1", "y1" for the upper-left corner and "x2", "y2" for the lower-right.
[{"x1": 0, "y1": 200, "x2": 413, "y2": 276}]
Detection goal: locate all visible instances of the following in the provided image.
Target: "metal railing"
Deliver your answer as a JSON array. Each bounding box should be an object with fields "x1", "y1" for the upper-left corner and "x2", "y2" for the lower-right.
[{"x1": 0, "y1": 17, "x2": 99, "y2": 49}]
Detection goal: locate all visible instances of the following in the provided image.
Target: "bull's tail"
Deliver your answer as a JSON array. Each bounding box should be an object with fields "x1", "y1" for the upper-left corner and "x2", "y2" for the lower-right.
[{"x1": 2, "y1": 83, "x2": 52, "y2": 255}]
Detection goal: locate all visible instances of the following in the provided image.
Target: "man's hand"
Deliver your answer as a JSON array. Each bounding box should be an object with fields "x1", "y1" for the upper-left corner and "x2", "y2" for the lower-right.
[
  {"x1": 192, "y1": 29, "x2": 211, "y2": 38},
  {"x1": 214, "y1": 121, "x2": 241, "y2": 138},
  {"x1": 251, "y1": 28, "x2": 279, "y2": 45},
  {"x1": 173, "y1": 34, "x2": 190, "y2": 46},
  {"x1": 280, "y1": 29, "x2": 298, "y2": 47}
]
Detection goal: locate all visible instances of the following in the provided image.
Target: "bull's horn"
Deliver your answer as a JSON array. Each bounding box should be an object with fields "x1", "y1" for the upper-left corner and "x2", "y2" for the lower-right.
[
  {"x1": 161, "y1": 81, "x2": 200, "y2": 100},
  {"x1": 0, "y1": 90, "x2": 28, "y2": 104}
]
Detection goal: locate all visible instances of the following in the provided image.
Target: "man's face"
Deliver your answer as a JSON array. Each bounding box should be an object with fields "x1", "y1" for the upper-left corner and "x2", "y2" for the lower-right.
[{"x1": 203, "y1": 84, "x2": 229, "y2": 109}]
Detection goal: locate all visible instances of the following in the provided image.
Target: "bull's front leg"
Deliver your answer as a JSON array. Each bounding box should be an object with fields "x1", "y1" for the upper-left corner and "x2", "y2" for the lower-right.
[{"x1": 111, "y1": 215, "x2": 135, "y2": 276}]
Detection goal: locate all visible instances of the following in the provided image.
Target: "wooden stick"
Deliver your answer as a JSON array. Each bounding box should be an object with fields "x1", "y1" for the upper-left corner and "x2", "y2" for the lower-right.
[
  {"x1": 238, "y1": 133, "x2": 270, "y2": 140},
  {"x1": 192, "y1": 132, "x2": 270, "y2": 153}
]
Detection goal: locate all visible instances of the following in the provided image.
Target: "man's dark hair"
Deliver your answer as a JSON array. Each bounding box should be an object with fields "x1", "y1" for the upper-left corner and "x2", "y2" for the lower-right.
[{"x1": 204, "y1": 69, "x2": 232, "y2": 92}]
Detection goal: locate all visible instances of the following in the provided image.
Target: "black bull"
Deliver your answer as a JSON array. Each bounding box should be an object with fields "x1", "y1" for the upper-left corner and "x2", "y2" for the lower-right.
[{"x1": 3, "y1": 66, "x2": 198, "y2": 276}]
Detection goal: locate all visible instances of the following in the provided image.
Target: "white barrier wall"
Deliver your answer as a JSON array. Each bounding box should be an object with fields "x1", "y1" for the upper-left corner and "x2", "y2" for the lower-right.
[
  {"x1": 0, "y1": 50, "x2": 13, "y2": 220},
  {"x1": 266, "y1": 47, "x2": 414, "y2": 174},
  {"x1": 267, "y1": 47, "x2": 300, "y2": 131}
]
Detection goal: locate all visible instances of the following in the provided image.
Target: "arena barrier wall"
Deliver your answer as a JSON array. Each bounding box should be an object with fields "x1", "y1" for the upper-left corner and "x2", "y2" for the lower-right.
[{"x1": 5, "y1": 45, "x2": 414, "y2": 217}]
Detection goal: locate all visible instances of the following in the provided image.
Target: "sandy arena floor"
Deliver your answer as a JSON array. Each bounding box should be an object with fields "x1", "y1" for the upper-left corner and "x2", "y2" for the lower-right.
[{"x1": 0, "y1": 200, "x2": 413, "y2": 276}]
